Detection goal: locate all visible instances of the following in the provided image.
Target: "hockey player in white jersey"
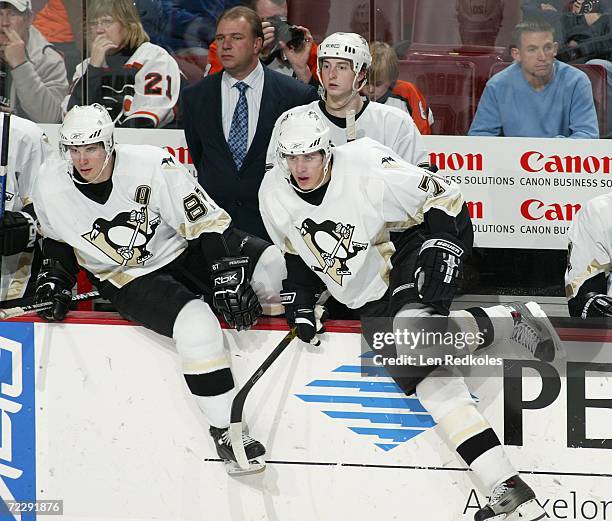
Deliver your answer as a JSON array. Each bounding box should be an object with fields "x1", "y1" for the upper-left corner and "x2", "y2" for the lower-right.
[
  {"x1": 566, "y1": 193, "x2": 612, "y2": 317},
  {"x1": 266, "y1": 32, "x2": 428, "y2": 168},
  {"x1": 259, "y1": 109, "x2": 562, "y2": 520},
  {"x1": 33, "y1": 104, "x2": 285, "y2": 474},
  {"x1": 0, "y1": 114, "x2": 51, "y2": 302}
]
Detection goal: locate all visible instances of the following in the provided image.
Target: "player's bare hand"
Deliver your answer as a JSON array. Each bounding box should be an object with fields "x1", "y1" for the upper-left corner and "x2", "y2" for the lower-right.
[
  {"x1": 261, "y1": 21, "x2": 276, "y2": 54},
  {"x1": 280, "y1": 26, "x2": 313, "y2": 83},
  {"x1": 89, "y1": 34, "x2": 118, "y2": 67},
  {"x1": 2, "y1": 28, "x2": 26, "y2": 68}
]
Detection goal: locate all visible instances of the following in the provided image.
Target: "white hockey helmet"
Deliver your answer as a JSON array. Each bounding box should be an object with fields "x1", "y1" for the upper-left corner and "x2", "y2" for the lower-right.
[
  {"x1": 59, "y1": 103, "x2": 115, "y2": 159},
  {"x1": 276, "y1": 109, "x2": 332, "y2": 189},
  {"x1": 317, "y1": 32, "x2": 372, "y2": 82}
]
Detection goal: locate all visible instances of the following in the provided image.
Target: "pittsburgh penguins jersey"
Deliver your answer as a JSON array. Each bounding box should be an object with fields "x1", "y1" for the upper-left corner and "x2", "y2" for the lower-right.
[
  {"x1": 259, "y1": 138, "x2": 463, "y2": 308},
  {"x1": 565, "y1": 192, "x2": 612, "y2": 301},
  {"x1": 64, "y1": 42, "x2": 181, "y2": 128},
  {"x1": 1, "y1": 114, "x2": 51, "y2": 301},
  {"x1": 266, "y1": 99, "x2": 428, "y2": 169},
  {"x1": 34, "y1": 144, "x2": 231, "y2": 288}
]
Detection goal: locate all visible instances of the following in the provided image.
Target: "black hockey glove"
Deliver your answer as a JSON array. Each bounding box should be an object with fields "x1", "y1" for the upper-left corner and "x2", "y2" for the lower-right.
[
  {"x1": 0, "y1": 210, "x2": 37, "y2": 255},
  {"x1": 578, "y1": 293, "x2": 612, "y2": 319},
  {"x1": 280, "y1": 281, "x2": 327, "y2": 346},
  {"x1": 414, "y1": 233, "x2": 465, "y2": 306},
  {"x1": 211, "y1": 257, "x2": 262, "y2": 331},
  {"x1": 34, "y1": 259, "x2": 76, "y2": 322}
]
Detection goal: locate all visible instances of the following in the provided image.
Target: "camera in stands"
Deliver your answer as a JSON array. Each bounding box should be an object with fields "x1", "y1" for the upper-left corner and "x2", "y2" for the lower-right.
[{"x1": 267, "y1": 15, "x2": 305, "y2": 50}]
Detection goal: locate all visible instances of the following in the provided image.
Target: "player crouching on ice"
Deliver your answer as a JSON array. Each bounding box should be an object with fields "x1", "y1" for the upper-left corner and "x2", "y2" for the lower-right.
[
  {"x1": 33, "y1": 104, "x2": 286, "y2": 474},
  {"x1": 259, "y1": 108, "x2": 564, "y2": 519}
]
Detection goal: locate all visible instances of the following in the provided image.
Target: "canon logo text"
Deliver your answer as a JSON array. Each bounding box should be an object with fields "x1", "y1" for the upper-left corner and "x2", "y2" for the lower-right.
[
  {"x1": 466, "y1": 201, "x2": 483, "y2": 219},
  {"x1": 429, "y1": 152, "x2": 483, "y2": 172},
  {"x1": 520, "y1": 199, "x2": 581, "y2": 221},
  {"x1": 521, "y1": 151, "x2": 612, "y2": 174}
]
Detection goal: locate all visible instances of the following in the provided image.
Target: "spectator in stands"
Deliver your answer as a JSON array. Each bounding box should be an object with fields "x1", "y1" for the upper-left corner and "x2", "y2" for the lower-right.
[
  {"x1": 64, "y1": 0, "x2": 181, "y2": 128},
  {"x1": 181, "y1": 6, "x2": 318, "y2": 240},
  {"x1": 469, "y1": 19, "x2": 599, "y2": 137},
  {"x1": 361, "y1": 41, "x2": 433, "y2": 135},
  {"x1": 557, "y1": 0, "x2": 612, "y2": 135},
  {"x1": 33, "y1": 0, "x2": 82, "y2": 79},
  {"x1": 521, "y1": 0, "x2": 565, "y2": 37},
  {"x1": 207, "y1": 0, "x2": 318, "y2": 85},
  {"x1": 558, "y1": 0, "x2": 612, "y2": 63},
  {"x1": 0, "y1": 0, "x2": 68, "y2": 123}
]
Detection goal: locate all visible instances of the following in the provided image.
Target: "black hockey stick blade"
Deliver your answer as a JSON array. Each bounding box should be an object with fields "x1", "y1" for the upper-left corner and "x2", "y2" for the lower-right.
[
  {"x1": 0, "y1": 290, "x2": 100, "y2": 319},
  {"x1": 229, "y1": 327, "x2": 297, "y2": 470},
  {"x1": 0, "y1": 112, "x2": 11, "y2": 218}
]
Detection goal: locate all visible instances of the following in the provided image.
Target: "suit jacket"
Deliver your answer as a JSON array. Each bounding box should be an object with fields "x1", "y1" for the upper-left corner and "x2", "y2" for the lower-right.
[{"x1": 181, "y1": 66, "x2": 319, "y2": 240}]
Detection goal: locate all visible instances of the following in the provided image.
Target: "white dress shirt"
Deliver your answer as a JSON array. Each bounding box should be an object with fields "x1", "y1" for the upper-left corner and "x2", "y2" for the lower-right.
[{"x1": 221, "y1": 61, "x2": 265, "y2": 150}]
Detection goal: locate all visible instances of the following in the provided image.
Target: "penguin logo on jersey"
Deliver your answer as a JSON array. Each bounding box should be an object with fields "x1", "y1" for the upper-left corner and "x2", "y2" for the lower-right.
[
  {"x1": 83, "y1": 208, "x2": 161, "y2": 266},
  {"x1": 3, "y1": 191, "x2": 14, "y2": 202},
  {"x1": 82, "y1": 185, "x2": 160, "y2": 266},
  {"x1": 299, "y1": 218, "x2": 368, "y2": 286}
]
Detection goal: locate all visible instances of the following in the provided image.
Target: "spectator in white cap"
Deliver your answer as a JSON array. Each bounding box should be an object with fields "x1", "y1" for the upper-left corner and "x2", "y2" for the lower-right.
[{"x1": 0, "y1": 0, "x2": 68, "y2": 122}]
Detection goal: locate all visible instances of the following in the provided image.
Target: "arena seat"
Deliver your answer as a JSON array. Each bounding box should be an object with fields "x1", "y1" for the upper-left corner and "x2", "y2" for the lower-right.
[
  {"x1": 402, "y1": 43, "x2": 507, "y2": 106},
  {"x1": 488, "y1": 62, "x2": 608, "y2": 137},
  {"x1": 398, "y1": 59, "x2": 476, "y2": 135}
]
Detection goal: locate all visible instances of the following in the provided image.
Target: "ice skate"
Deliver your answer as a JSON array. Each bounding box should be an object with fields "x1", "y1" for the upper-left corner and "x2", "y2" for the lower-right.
[
  {"x1": 475, "y1": 476, "x2": 546, "y2": 521},
  {"x1": 209, "y1": 426, "x2": 266, "y2": 476},
  {"x1": 506, "y1": 301, "x2": 565, "y2": 362}
]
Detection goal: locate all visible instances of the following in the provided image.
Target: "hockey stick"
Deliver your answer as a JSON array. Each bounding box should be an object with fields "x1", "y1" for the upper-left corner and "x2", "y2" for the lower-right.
[
  {"x1": 0, "y1": 290, "x2": 100, "y2": 319},
  {"x1": 0, "y1": 112, "x2": 11, "y2": 218},
  {"x1": 322, "y1": 224, "x2": 353, "y2": 276},
  {"x1": 346, "y1": 108, "x2": 356, "y2": 142},
  {"x1": 229, "y1": 327, "x2": 297, "y2": 470},
  {"x1": 120, "y1": 206, "x2": 146, "y2": 266}
]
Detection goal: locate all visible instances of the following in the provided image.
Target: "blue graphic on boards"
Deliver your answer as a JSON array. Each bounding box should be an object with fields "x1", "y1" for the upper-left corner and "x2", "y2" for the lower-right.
[
  {"x1": 0, "y1": 323, "x2": 36, "y2": 520},
  {"x1": 296, "y1": 351, "x2": 436, "y2": 451}
]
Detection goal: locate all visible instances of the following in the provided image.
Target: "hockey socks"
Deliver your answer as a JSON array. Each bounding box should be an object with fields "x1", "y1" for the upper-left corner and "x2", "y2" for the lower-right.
[
  {"x1": 416, "y1": 374, "x2": 516, "y2": 493},
  {"x1": 449, "y1": 305, "x2": 516, "y2": 353},
  {"x1": 193, "y1": 386, "x2": 236, "y2": 429},
  {"x1": 173, "y1": 299, "x2": 236, "y2": 428}
]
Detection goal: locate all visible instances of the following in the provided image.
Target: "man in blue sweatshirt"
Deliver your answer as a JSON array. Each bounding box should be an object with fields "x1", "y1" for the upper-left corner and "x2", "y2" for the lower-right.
[{"x1": 469, "y1": 19, "x2": 599, "y2": 138}]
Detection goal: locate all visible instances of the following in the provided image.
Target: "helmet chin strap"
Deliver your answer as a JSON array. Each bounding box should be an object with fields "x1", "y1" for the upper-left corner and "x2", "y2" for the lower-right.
[{"x1": 69, "y1": 149, "x2": 114, "y2": 185}]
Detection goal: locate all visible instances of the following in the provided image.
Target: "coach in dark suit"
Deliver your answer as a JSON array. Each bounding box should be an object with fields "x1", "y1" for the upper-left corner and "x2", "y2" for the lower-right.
[{"x1": 181, "y1": 6, "x2": 318, "y2": 240}]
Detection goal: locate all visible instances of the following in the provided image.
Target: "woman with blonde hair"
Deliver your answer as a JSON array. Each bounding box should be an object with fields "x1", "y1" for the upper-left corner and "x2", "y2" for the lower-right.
[{"x1": 63, "y1": 0, "x2": 180, "y2": 128}]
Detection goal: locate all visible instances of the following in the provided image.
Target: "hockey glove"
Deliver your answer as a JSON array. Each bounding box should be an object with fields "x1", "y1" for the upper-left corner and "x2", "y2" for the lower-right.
[
  {"x1": 281, "y1": 281, "x2": 327, "y2": 346},
  {"x1": 414, "y1": 233, "x2": 464, "y2": 306},
  {"x1": 34, "y1": 258, "x2": 76, "y2": 322},
  {"x1": 579, "y1": 293, "x2": 612, "y2": 319},
  {"x1": 0, "y1": 211, "x2": 37, "y2": 255},
  {"x1": 211, "y1": 257, "x2": 262, "y2": 331}
]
